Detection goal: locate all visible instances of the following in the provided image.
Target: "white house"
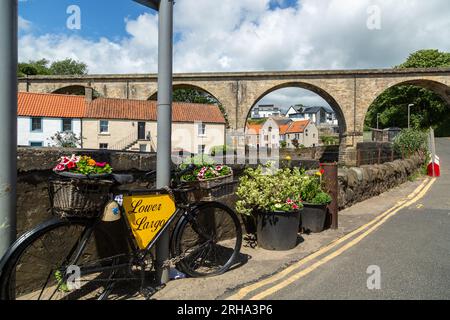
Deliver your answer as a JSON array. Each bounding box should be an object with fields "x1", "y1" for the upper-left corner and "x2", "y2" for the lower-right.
[
  {"x1": 286, "y1": 105, "x2": 338, "y2": 126},
  {"x1": 18, "y1": 92, "x2": 85, "y2": 147},
  {"x1": 251, "y1": 105, "x2": 282, "y2": 119}
]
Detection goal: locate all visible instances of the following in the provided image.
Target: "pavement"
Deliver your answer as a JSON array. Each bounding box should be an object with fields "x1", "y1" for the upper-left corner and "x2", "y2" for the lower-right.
[{"x1": 149, "y1": 141, "x2": 450, "y2": 300}]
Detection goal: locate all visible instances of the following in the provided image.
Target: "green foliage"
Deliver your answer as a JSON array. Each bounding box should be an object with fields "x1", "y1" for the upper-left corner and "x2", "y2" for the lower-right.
[
  {"x1": 75, "y1": 157, "x2": 113, "y2": 175},
  {"x1": 247, "y1": 118, "x2": 267, "y2": 125},
  {"x1": 398, "y1": 49, "x2": 450, "y2": 68},
  {"x1": 18, "y1": 58, "x2": 88, "y2": 77},
  {"x1": 321, "y1": 135, "x2": 339, "y2": 146},
  {"x1": 49, "y1": 58, "x2": 88, "y2": 75},
  {"x1": 236, "y1": 164, "x2": 306, "y2": 216},
  {"x1": 310, "y1": 192, "x2": 332, "y2": 205},
  {"x1": 392, "y1": 129, "x2": 428, "y2": 157},
  {"x1": 182, "y1": 154, "x2": 215, "y2": 167},
  {"x1": 364, "y1": 49, "x2": 450, "y2": 134},
  {"x1": 210, "y1": 145, "x2": 231, "y2": 157},
  {"x1": 280, "y1": 141, "x2": 287, "y2": 149}
]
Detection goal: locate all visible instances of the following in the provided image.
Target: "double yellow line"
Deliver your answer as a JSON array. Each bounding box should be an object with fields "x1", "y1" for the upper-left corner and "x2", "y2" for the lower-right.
[{"x1": 227, "y1": 177, "x2": 436, "y2": 300}]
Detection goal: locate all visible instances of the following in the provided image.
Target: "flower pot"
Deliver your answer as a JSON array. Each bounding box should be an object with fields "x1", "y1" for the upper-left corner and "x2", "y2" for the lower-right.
[
  {"x1": 257, "y1": 210, "x2": 301, "y2": 251},
  {"x1": 301, "y1": 203, "x2": 328, "y2": 233},
  {"x1": 54, "y1": 171, "x2": 112, "y2": 180}
]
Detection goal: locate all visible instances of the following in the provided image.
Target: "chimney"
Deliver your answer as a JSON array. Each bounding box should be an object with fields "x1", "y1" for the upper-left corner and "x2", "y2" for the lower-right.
[{"x1": 85, "y1": 87, "x2": 93, "y2": 102}]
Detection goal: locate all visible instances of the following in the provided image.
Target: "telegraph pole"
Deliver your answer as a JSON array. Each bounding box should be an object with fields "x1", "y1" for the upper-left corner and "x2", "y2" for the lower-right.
[{"x1": 0, "y1": 0, "x2": 18, "y2": 258}]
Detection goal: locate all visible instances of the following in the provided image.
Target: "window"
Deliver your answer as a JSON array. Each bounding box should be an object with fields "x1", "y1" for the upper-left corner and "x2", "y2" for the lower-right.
[
  {"x1": 99, "y1": 143, "x2": 109, "y2": 150},
  {"x1": 100, "y1": 120, "x2": 109, "y2": 133},
  {"x1": 198, "y1": 145, "x2": 206, "y2": 155},
  {"x1": 30, "y1": 141, "x2": 43, "y2": 147},
  {"x1": 198, "y1": 123, "x2": 206, "y2": 136},
  {"x1": 62, "y1": 119, "x2": 73, "y2": 132},
  {"x1": 31, "y1": 118, "x2": 42, "y2": 132},
  {"x1": 295, "y1": 134, "x2": 300, "y2": 140}
]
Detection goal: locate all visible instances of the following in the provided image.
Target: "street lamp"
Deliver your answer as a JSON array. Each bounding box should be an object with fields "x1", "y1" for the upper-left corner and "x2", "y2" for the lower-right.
[
  {"x1": 408, "y1": 104, "x2": 414, "y2": 129},
  {"x1": 133, "y1": 0, "x2": 174, "y2": 285}
]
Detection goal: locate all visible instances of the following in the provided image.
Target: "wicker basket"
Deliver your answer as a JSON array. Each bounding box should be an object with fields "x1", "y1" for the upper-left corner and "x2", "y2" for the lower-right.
[
  {"x1": 182, "y1": 173, "x2": 236, "y2": 202},
  {"x1": 49, "y1": 177, "x2": 113, "y2": 219}
]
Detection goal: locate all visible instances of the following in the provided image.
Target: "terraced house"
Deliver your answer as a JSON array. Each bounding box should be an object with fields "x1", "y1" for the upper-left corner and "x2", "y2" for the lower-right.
[{"x1": 17, "y1": 92, "x2": 226, "y2": 155}]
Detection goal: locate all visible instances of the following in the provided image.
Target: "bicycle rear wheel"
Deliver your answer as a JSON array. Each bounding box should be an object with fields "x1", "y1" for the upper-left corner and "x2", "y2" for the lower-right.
[
  {"x1": 0, "y1": 218, "x2": 129, "y2": 300},
  {"x1": 172, "y1": 202, "x2": 242, "y2": 278}
]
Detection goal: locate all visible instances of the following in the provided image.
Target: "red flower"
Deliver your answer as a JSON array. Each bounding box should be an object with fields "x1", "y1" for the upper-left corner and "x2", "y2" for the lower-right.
[
  {"x1": 320, "y1": 169, "x2": 325, "y2": 175},
  {"x1": 96, "y1": 162, "x2": 107, "y2": 168},
  {"x1": 67, "y1": 161, "x2": 76, "y2": 170}
]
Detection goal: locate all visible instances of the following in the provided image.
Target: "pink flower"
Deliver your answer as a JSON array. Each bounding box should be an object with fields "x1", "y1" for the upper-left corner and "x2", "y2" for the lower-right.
[
  {"x1": 286, "y1": 199, "x2": 294, "y2": 205},
  {"x1": 216, "y1": 165, "x2": 223, "y2": 171},
  {"x1": 96, "y1": 162, "x2": 107, "y2": 168},
  {"x1": 54, "y1": 164, "x2": 66, "y2": 172},
  {"x1": 292, "y1": 204, "x2": 300, "y2": 210}
]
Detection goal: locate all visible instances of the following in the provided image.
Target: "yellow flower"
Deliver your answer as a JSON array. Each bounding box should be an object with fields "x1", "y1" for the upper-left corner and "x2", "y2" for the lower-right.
[
  {"x1": 315, "y1": 172, "x2": 323, "y2": 177},
  {"x1": 285, "y1": 156, "x2": 292, "y2": 161}
]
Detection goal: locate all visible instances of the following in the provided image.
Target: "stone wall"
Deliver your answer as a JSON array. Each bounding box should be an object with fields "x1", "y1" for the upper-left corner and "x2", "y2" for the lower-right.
[
  {"x1": 16, "y1": 147, "x2": 424, "y2": 234},
  {"x1": 337, "y1": 154, "x2": 425, "y2": 210}
]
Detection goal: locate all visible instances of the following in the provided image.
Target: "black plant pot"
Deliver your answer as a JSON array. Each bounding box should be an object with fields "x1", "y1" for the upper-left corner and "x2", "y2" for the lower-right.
[
  {"x1": 301, "y1": 204, "x2": 328, "y2": 233},
  {"x1": 257, "y1": 210, "x2": 301, "y2": 251}
]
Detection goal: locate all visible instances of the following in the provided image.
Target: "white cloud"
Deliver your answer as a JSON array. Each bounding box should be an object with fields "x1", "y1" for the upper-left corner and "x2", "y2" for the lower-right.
[{"x1": 18, "y1": 0, "x2": 450, "y2": 106}]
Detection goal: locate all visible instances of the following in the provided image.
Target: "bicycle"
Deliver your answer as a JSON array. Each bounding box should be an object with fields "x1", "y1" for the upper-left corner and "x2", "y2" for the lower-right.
[{"x1": 0, "y1": 165, "x2": 242, "y2": 300}]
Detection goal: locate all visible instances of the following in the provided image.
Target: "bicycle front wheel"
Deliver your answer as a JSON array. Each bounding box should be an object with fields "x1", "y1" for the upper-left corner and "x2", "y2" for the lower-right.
[
  {"x1": 0, "y1": 218, "x2": 126, "y2": 300},
  {"x1": 173, "y1": 202, "x2": 242, "y2": 278}
]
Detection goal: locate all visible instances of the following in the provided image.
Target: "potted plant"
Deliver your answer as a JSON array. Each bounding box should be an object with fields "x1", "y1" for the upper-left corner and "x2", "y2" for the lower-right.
[
  {"x1": 50, "y1": 155, "x2": 114, "y2": 218},
  {"x1": 236, "y1": 164, "x2": 304, "y2": 251},
  {"x1": 179, "y1": 155, "x2": 234, "y2": 202},
  {"x1": 300, "y1": 169, "x2": 332, "y2": 233}
]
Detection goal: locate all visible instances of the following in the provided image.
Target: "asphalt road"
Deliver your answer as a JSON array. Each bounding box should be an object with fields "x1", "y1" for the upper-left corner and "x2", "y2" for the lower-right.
[{"x1": 264, "y1": 138, "x2": 450, "y2": 300}]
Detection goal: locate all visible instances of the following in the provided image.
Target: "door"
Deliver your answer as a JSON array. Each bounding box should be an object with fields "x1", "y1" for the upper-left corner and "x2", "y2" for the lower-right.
[{"x1": 138, "y1": 122, "x2": 146, "y2": 140}]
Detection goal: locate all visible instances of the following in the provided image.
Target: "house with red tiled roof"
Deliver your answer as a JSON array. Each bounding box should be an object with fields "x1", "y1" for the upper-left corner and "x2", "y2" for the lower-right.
[
  {"x1": 245, "y1": 117, "x2": 318, "y2": 150},
  {"x1": 18, "y1": 92, "x2": 86, "y2": 147},
  {"x1": 82, "y1": 97, "x2": 226, "y2": 154},
  {"x1": 284, "y1": 120, "x2": 318, "y2": 148},
  {"x1": 17, "y1": 92, "x2": 227, "y2": 154}
]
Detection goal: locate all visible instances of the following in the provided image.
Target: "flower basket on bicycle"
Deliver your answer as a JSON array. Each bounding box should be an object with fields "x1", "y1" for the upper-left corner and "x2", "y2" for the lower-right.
[
  {"x1": 178, "y1": 156, "x2": 235, "y2": 202},
  {"x1": 182, "y1": 172, "x2": 235, "y2": 202},
  {"x1": 49, "y1": 155, "x2": 114, "y2": 218}
]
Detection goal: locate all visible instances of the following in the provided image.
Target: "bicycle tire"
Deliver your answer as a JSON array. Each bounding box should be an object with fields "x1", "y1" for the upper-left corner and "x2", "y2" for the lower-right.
[
  {"x1": 172, "y1": 202, "x2": 242, "y2": 278},
  {"x1": 0, "y1": 218, "x2": 124, "y2": 300}
]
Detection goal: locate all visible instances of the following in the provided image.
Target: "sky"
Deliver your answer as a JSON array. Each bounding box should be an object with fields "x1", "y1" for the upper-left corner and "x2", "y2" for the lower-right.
[{"x1": 18, "y1": 0, "x2": 450, "y2": 111}]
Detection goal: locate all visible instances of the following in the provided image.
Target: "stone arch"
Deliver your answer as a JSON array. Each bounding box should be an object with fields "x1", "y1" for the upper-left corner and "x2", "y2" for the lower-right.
[
  {"x1": 147, "y1": 83, "x2": 231, "y2": 127},
  {"x1": 360, "y1": 78, "x2": 450, "y2": 130},
  {"x1": 52, "y1": 85, "x2": 101, "y2": 98},
  {"x1": 245, "y1": 81, "x2": 348, "y2": 135}
]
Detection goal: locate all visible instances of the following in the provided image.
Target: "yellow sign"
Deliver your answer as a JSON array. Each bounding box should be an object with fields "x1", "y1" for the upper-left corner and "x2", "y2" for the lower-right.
[{"x1": 123, "y1": 194, "x2": 177, "y2": 249}]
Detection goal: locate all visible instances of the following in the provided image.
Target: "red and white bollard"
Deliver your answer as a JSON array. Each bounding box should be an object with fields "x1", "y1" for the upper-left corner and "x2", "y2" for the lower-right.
[{"x1": 427, "y1": 155, "x2": 440, "y2": 177}]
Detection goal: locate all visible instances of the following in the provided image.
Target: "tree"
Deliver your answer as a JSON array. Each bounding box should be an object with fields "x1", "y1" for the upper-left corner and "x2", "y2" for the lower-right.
[
  {"x1": 49, "y1": 58, "x2": 88, "y2": 76},
  {"x1": 18, "y1": 58, "x2": 88, "y2": 77},
  {"x1": 365, "y1": 49, "x2": 450, "y2": 136},
  {"x1": 18, "y1": 59, "x2": 52, "y2": 77},
  {"x1": 49, "y1": 131, "x2": 81, "y2": 148}
]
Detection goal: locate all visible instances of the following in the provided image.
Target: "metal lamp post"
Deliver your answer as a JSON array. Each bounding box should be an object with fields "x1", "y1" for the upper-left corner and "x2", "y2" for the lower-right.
[
  {"x1": 408, "y1": 104, "x2": 414, "y2": 129},
  {"x1": 133, "y1": 0, "x2": 174, "y2": 285},
  {"x1": 0, "y1": 1, "x2": 18, "y2": 259}
]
